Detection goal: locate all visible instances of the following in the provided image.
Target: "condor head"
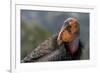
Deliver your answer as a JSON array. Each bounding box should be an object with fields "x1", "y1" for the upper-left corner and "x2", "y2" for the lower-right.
[{"x1": 57, "y1": 17, "x2": 80, "y2": 54}]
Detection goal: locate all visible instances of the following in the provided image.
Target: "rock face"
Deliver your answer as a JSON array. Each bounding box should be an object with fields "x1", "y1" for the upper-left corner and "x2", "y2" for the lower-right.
[{"x1": 21, "y1": 34, "x2": 82, "y2": 63}]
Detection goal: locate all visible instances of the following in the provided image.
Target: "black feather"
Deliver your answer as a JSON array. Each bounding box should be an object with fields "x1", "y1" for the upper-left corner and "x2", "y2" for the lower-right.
[{"x1": 21, "y1": 34, "x2": 83, "y2": 63}]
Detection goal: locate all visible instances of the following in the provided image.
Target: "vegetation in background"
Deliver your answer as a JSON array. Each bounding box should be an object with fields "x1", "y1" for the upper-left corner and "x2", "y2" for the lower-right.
[
  {"x1": 21, "y1": 10, "x2": 89, "y2": 60},
  {"x1": 21, "y1": 20, "x2": 52, "y2": 59}
]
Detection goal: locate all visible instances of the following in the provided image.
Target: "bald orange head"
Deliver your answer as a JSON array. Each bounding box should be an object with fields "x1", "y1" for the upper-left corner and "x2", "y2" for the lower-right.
[{"x1": 57, "y1": 17, "x2": 80, "y2": 45}]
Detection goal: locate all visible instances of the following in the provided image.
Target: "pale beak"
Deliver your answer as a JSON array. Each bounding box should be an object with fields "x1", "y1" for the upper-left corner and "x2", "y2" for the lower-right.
[{"x1": 57, "y1": 37, "x2": 63, "y2": 45}]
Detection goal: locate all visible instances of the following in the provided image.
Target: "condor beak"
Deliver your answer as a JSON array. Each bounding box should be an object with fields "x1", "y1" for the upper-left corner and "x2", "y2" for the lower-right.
[
  {"x1": 57, "y1": 37, "x2": 63, "y2": 45},
  {"x1": 57, "y1": 26, "x2": 65, "y2": 45}
]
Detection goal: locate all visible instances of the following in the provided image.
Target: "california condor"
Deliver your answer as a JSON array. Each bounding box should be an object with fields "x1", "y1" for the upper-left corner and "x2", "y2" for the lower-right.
[{"x1": 21, "y1": 17, "x2": 83, "y2": 63}]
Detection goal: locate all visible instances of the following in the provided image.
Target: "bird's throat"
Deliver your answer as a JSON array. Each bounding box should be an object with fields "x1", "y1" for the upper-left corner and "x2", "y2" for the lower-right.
[{"x1": 64, "y1": 37, "x2": 79, "y2": 54}]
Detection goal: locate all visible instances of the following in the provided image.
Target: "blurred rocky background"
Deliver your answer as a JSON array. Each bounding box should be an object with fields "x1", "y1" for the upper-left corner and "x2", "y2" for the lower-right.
[{"x1": 21, "y1": 10, "x2": 89, "y2": 60}]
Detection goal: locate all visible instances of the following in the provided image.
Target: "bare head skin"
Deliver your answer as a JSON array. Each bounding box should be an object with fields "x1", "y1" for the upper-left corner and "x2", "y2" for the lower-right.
[{"x1": 57, "y1": 17, "x2": 80, "y2": 54}]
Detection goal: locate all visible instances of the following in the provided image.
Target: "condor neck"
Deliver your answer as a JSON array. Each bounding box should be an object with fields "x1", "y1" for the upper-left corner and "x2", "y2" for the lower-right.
[{"x1": 64, "y1": 37, "x2": 79, "y2": 54}]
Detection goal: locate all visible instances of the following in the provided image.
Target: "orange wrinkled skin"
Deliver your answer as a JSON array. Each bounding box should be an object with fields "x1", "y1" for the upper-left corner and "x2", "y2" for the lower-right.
[
  {"x1": 69, "y1": 20, "x2": 80, "y2": 34},
  {"x1": 57, "y1": 18, "x2": 80, "y2": 44},
  {"x1": 61, "y1": 30, "x2": 73, "y2": 42}
]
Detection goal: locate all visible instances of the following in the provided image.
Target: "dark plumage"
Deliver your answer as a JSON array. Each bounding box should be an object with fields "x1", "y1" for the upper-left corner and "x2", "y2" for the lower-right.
[{"x1": 21, "y1": 17, "x2": 83, "y2": 63}]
